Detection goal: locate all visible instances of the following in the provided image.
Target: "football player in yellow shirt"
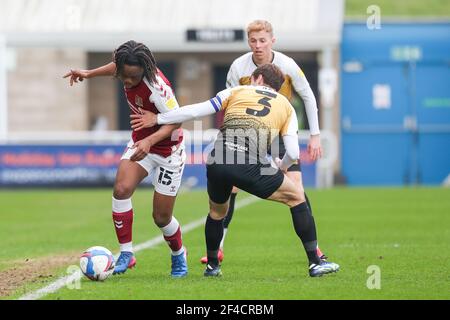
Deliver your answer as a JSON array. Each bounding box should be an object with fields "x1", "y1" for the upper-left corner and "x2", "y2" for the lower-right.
[{"x1": 201, "y1": 20, "x2": 326, "y2": 264}]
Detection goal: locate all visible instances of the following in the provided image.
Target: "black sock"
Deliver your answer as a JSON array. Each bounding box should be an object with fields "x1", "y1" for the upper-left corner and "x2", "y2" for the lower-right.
[
  {"x1": 205, "y1": 214, "x2": 224, "y2": 267},
  {"x1": 305, "y1": 192, "x2": 313, "y2": 215},
  {"x1": 304, "y1": 193, "x2": 323, "y2": 258},
  {"x1": 223, "y1": 192, "x2": 237, "y2": 228},
  {"x1": 290, "y1": 202, "x2": 321, "y2": 265}
]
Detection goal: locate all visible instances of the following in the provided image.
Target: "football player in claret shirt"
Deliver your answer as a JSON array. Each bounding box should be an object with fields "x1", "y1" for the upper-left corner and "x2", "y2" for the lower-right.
[
  {"x1": 199, "y1": 20, "x2": 327, "y2": 264},
  {"x1": 130, "y1": 64, "x2": 340, "y2": 277},
  {"x1": 64, "y1": 40, "x2": 188, "y2": 277}
]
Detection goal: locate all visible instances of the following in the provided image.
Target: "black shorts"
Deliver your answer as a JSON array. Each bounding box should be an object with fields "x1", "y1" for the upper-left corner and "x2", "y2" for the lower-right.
[
  {"x1": 207, "y1": 163, "x2": 285, "y2": 204},
  {"x1": 287, "y1": 161, "x2": 301, "y2": 172}
]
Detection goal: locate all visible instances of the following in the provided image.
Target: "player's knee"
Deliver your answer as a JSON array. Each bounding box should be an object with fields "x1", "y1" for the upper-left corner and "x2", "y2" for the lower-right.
[
  {"x1": 286, "y1": 190, "x2": 305, "y2": 207},
  {"x1": 297, "y1": 189, "x2": 306, "y2": 202},
  {"x1": 209, "y1": 198, "x2": 229, "y2": 219},
  {"x1": 152, "y1": 210, "x2": 172, "y2": 227},
  {"x1": 113, "y1": 182, "x2": 134, "y2": 199},
  {"x1": 209, "y1": 210, "x2": 227, "y2": 220},
  {"x1": 209, "y1": 204, "x2": 228, "y2": 220}
]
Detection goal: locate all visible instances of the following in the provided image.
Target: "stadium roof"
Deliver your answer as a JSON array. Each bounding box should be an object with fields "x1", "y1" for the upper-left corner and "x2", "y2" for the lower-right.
[{"x1": 0, "y1": 0, "x2": 344, "y2": 51}]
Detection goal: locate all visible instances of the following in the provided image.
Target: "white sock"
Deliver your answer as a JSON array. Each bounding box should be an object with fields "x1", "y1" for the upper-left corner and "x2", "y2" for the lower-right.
[
  {"x1": 171, "y1": 247, "x2": 185, "y2": 256},
  {"x1": 160, "y1": 217, "x2": 184, "y2": 255},
  {"x1": 112, "y1": 197, "x2": 133, "y2": 253},
  {"x1": 120, "y1": 242, "x2": 133, "y2": 253},
  {"x1": 160, "y1": 217, "x2": 180, "y2": 236},
  {"x1": 219, "y1": 228, "x2": 228, "y2": 250},
  {"x1": 112, "y1": 197, "x2": 132, "y2": 212}
]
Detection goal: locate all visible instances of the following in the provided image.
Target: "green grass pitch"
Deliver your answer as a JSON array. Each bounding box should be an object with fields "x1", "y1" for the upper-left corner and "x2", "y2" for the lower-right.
[{"x1": 0, "y1": 187, "x2": 449, "y2": 300}]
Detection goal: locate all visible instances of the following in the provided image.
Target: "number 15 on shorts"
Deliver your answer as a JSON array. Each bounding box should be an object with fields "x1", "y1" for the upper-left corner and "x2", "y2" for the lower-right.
[{"x1": 158, "y1": 167, "x2": 174, "y2": 186}]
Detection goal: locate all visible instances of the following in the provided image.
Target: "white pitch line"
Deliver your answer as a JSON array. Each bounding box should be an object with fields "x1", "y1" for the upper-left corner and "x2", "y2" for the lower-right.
[{"x1": 18, "y1": 195, "x2": 260, "y2": 300}]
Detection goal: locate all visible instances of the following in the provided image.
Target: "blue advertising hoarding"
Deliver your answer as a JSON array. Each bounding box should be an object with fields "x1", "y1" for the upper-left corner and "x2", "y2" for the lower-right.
[{"x1": 0, "y1": 143, "x2": 316, "y2": 188}]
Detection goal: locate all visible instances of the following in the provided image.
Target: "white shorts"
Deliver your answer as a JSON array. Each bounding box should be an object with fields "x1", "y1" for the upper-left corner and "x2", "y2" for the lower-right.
[{"x1": 121, "y1": 140, "x2": 186, "y2": 196}]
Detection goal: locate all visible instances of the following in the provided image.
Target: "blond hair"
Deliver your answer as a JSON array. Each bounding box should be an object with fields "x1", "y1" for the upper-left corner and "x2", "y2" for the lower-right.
[{"x1": 246, "y1": 20, "x2": 273, "y2": 37}]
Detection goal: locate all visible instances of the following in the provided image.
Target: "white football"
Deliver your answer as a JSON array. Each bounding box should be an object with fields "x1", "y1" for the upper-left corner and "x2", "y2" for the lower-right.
[{"x1": 79, "y1": 246, "x2": 115, "y2": 281}]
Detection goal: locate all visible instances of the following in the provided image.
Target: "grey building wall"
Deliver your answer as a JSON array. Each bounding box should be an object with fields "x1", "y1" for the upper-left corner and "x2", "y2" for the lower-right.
[{"x1": 8, "y1": 48, "x2": 88, "y2": 131}]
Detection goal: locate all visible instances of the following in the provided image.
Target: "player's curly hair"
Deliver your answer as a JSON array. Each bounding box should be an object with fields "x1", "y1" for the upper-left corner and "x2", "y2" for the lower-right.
[
  {"x1": 113, "y1": 40, "x2": 158, "y2": 84},
  {"x1": 251, "y1": 64, "x2": 285, "y2": 91}
]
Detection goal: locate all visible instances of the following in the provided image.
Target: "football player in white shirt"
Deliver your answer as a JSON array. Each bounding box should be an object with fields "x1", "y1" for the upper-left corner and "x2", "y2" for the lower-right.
[{"x1": 200, "y1": 20, "x2": 327, "y2": 264}]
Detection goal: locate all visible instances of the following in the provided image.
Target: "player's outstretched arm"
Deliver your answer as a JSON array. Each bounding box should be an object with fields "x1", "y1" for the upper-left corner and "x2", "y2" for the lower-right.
[
  {"x1": 63, "y1": 62, "x2": 116, "y2": 86},
  {"x1": 130, "y1": 99, "x2": 221, "y2": 130}
]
